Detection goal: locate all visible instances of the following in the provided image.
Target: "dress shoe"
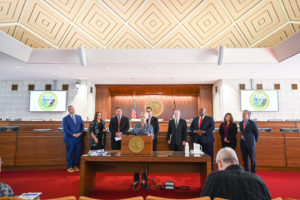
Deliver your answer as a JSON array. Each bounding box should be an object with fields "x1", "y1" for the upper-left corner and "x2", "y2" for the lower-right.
[
  {"x1": 73, "y1": 166, "x2": 80, "y2": 172},
  {"x1": 67, "y1": 168, "x2": 74, "y2": 172}
]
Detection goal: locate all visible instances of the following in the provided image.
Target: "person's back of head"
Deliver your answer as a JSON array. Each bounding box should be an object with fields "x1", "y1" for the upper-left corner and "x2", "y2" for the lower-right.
[{"x1": 216, "y1": 147, "x2": 239, "y2": 170}]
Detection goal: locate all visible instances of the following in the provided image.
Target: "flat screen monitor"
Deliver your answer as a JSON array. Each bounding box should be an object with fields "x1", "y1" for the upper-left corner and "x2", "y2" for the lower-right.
[
  {"x1": 30, "y1": 91, "x2": 67, "y2": 112},
  {"x1": 240, "y1": 90, "x2": 279, "y2": 112}
]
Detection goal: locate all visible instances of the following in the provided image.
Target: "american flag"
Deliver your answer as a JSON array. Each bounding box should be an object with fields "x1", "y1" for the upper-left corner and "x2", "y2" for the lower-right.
[
  {"x1": 131, "y1": 95, "x2": 137, "y2": 119},
  {"x1": 173, "y1": 100, "x2": 176, "y2": 112}
]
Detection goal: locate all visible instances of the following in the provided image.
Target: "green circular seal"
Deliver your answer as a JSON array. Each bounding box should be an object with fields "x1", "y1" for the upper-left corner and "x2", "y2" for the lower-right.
[
  {"x1": 38, "y1": 91, "x2": 58, "y2": 111},
  {"x1": 250, "y1": 91, "x2": 270, "y2": 111}
]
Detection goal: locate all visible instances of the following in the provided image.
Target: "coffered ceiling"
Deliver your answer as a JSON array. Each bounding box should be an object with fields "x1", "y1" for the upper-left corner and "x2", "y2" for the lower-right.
[{"x1": 0, "y1": 0, "x2": 300, "y2": 49}]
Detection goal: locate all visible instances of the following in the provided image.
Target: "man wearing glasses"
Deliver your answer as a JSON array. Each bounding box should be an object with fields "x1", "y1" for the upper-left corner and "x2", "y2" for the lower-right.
[{"x1": 0, "y1": 157, "x2": 15, "y2": 197}]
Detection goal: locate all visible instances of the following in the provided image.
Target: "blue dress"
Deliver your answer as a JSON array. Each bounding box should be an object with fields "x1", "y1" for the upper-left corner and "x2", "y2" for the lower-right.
[{"x1": 131, "y1": 122, "x2": 154, "y2": 140}]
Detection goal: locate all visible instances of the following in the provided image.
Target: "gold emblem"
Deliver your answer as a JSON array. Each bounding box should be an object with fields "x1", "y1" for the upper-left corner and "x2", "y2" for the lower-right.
[
  {"x1": 146, "y1": 99, "x2": 163, "y2": 116},
  {"x1": 128, "y1": 136, "x2": 145, "y2": 153}
]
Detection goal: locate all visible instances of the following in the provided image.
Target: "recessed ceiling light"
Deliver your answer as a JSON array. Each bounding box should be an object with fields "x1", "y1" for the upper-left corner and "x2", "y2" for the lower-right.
[
  {"x1": 52, "y1": 72, "x2": 57, "y2": 75},
  {"x1": 16, "y1": 66, "x2": 23, "y2": 69},
  {"x1": 60, "y1": 66, "x2": 66, "y2": 69},
  {"x1": 105, "y1": 66, "x2": 110, "y2": 70}
]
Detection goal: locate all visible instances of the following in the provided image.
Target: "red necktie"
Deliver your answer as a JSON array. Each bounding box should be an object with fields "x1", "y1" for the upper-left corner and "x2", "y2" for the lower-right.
[
  {"x1": 242, "y1": 121, "x2": 246, "y2": 141},
  {"x1": 118, "y1": 117, "x2": 121, "y2": 132},
  {"x1": 198, "y1": 117, "x2": 203, "y2": 129}
]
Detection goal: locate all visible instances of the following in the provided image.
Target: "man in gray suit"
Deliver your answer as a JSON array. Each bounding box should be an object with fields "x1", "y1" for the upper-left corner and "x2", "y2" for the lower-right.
[{"x1": 167, "y1": 110, "x2": 187, "y2": 151}]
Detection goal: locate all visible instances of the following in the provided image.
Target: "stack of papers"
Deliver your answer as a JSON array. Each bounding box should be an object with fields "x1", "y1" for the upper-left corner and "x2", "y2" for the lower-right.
[
  {"x1": 18, "y1": 192, "x2": 42, "y2": 200},
  {"x1": 88, "y1": 149, "x2": 107, "y2": 156}
]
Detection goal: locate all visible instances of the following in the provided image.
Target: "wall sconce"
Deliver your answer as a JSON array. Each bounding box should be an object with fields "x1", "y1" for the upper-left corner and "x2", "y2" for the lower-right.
[{"x1": 75, "y1": 81, "x2": 80, "y2": 90}]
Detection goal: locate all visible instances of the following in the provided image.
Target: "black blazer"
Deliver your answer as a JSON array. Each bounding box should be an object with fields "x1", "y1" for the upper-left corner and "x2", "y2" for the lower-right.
[
  {"x1": 200, "y1": 164, "x2": 271, "y2": 200},
  {"x1": 109, "y1": 116, "x2": 129, "y2": 138},
  {"x1": 219, "y1": 123, "x2": 238, "y2": 147},
  {"x1": 147, "y1": 116, "x2": 160, "y2": 136},
  {"x1": 190, "y1": 116, "x2": 215, "y2": 144},
  {"x1": 167, "y1": 118, "x2": 187, "y2": 145},
  {"x1": 239, "y1": 119, "x2": 259, "y2": 147}
]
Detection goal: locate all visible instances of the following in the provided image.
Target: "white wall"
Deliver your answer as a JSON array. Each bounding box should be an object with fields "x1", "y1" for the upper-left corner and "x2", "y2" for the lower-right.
[
  {"x1": 213, "y1": 79, "x2": 300, "y2": 121},
  {"x1": 0, "y1": 80, "x2": 95, "y2": 121}
]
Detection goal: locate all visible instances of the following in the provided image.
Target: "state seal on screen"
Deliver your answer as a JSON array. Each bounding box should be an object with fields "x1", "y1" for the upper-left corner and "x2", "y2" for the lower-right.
[
  {"x1": 146, "y1": 99, "x2": 163, "y2": 116},
  {"x1": 38, "y1": 91, "x2": 58, "y2": 111},
  {"x1": 129, "y1": 136, "x2": 145, "y2": 153},
  {"x1": 250, "y1": 91, "x2": 270, "y2": 111}
]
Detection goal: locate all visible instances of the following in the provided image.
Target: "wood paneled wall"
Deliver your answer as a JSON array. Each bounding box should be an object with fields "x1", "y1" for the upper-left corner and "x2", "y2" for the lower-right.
[{"x1": 96, "y1": 85, "x2": 213, "y2": 120}]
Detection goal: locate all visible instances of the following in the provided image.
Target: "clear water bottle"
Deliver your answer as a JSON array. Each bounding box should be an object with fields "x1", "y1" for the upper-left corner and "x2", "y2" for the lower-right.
[{"x1": 185, "y1": 142, "x2": 189, "y2": 153}]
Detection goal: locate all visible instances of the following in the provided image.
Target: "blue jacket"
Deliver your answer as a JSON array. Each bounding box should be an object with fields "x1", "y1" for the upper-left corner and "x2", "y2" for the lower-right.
[
  {"x1": 239, "y1": 119, "x2": 259, "y2": 147},
  {"x1": 190, "y1": 116, "x2": 215, "y2": 144},
  {"x1": 62, "y1": 114, "x2": 84, "y2": 143}
]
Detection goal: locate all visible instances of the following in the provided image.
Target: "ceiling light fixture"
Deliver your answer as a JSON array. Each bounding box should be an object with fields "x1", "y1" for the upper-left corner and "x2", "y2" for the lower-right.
[{"x1": 78, "y1": 46, "x2": 87, "y2": 66}]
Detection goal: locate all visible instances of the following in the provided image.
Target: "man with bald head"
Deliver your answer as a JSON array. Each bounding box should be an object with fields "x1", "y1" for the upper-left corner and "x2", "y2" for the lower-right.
[
  {"x1": 190, "y1": 108, "x2": 215, "y2": 169},
  {"x1": 200, "y1": 147, "x2": 271, "y2": 200},
  {"x1": 167, "y1": 110, "x2": 187, "y2": 151}
]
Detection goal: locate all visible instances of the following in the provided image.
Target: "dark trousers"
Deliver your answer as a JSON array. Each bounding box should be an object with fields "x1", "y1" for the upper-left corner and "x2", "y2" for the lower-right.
[
  {"x1": 65, "y1": 139, "x2": 82, "y2": 169},
  {"x1": 153, "y1": 136, "x2": 157, "y2": 151},
  {"x1": 111, "y1": 137, "x2": 121, "y2": 150},
  {"x1": 240, "y1": 141, "x2": 256, "y2": 173},
  {"x1": 221, "y1": 142, "x2": 236, "y2": 150},
  {"x1": 199, "y1": 142, "x2": 214, "y2": 170},
  {"x1": 170, "y1": 142, "x2": 183, "y2": 151}
]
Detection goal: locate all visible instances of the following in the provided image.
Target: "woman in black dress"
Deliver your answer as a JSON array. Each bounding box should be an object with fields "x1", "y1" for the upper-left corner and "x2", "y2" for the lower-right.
[
  {"x1": 89, "y1": 112, "x2": 106, "y2": 150},
  {"x1": 219, "y1": 113, "x2": 237, "y2": 149}
]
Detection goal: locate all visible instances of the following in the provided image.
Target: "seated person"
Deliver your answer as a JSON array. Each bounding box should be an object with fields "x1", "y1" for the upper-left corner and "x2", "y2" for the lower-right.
[
  {"x1": 131, "y1": 112, "x2": 154, "y2": 139},
  {"x1": 200, "y1": 147, "x2": 271, "y2": 200},
  {"x1": 0, "y1": 156, "x2": 15, "y2": 197}
]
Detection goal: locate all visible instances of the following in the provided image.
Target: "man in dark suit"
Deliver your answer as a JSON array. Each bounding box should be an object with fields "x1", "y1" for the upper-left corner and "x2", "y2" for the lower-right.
[
  {"x1": 62, "y1": 105, "x2": 84, "y2": 172},
  {"x1": 109, "y1": 107, "x2": 129, "y2": 150},
  {"x1": 201, "y1": 147, "x2": 271, "y2": 200},
  {"x1": 240, "y1": 110, "x2": 259, "y2": 173},
  {"x1": 167, "y1": 110, "x2": 187, "y2": 151},
  {"x1": 146, "y1": 107, "x2": 160, "y2": 151},
  {"x1": 190, "y1": 108, "x2": 215, "y2": 169}
]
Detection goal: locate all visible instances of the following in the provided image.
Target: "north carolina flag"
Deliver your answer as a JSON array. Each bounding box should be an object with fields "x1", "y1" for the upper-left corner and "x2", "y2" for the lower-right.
[
  {"x1": 131, "y1": 95, "x2": 137, "y2": 119},
  {"x1": 173, "y1": 100, "x2": 176, "y2": 112}
]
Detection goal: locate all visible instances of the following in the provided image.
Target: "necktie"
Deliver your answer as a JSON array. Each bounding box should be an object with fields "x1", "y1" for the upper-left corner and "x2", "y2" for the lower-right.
[
  {"x1": 198, "y1": 116, "x2": 203, "y2": 129},
  {"x1": 71, "y1": 115, "x2": 76, "y2": 124},
  {"x1": 242, "y1": 120, "x2": 246, "y2": 141},
  {"x1": 118, "y1": 116, "x2": 121, "y2": 132},
  {"x1": 175, "y1": 119, "x2": 178, "y2": 128}
]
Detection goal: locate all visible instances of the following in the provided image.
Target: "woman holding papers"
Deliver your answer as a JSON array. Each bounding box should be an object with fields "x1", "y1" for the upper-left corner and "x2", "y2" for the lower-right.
[
  {"x1": 131, "y1": 112, "x2": 154, "y2": 139},
  {"x1": 89, "y1": 112, "x2": 106, "y2": 150}
]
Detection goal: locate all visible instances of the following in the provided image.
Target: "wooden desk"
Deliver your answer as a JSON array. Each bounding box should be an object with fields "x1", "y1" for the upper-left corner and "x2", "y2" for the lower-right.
[{"x1": 79, "y1": 151, "x2": 211, "y2": 196}]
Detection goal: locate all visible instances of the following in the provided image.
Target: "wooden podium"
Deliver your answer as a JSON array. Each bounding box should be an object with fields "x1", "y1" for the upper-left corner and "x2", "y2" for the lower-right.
[{"x1": 121, "y1": 135, "x2": 153, "y2": 155}]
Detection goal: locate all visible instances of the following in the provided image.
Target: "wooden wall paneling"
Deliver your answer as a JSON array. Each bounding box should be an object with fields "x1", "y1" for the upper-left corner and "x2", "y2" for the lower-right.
[
  {"x1": 255, "y1": 132, "x2": 286, "y2": 167},
  {"x1": 16, "y1": 132, "x2": 67, "y2": 166},
  {"x1": 95, "y1": 86, "x2": 111, "y2": 120},
  {"x1": 285, "y1": 132, "x2": 300, "y2": 167},
  {"x1": 0, "y1": 132, "x2": 17, "y2": 166},
  {"x1": 110, "y1": 95, "x2": 198, "y2": 120},
  {"x1": 199, "y1": 86, "x2": 213, "y2": 116}
]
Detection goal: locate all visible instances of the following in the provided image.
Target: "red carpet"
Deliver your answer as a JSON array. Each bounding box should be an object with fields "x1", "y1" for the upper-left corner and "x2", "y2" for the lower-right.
[{"x1": 0, "y1": 169, "x2": 300, "y2": 199}]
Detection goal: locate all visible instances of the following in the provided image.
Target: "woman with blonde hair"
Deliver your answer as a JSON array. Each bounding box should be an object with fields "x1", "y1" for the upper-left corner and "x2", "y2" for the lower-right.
[{"x1": 131, "y1": 112, "x2": 154, "y2": 139}]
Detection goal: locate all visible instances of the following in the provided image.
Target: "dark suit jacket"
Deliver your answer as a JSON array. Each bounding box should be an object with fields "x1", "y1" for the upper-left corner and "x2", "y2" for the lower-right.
[
  {"x1": 109, "y1": 116, "x2": 129, "y2": 138},
  {"x1": 62, "y1": 114, "x2": 84, "y2": 143},
  {"x1": 147, "y1": 116, "x2": 160, "y2": 137},
  {"x1": 190, "y1": 116, "x2": 215, "y2": 144},
  {"x1": 239, "y1": 119, "x2": 259, "y2": 147},
  {"x1": 219, "y1": 123, "x2": 238, "y2": 147},
  {"x1": 167, "y1": 118, "x2": 187, "y2": 145},
  {"x1": 200, "y1": 165, "x2": 271, "y2": 200}
]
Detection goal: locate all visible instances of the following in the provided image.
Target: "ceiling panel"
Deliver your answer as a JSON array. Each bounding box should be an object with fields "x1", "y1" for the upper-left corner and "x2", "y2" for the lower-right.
[{"x1": 0, "y1": 0, "x2": 299, "y2": 49}]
